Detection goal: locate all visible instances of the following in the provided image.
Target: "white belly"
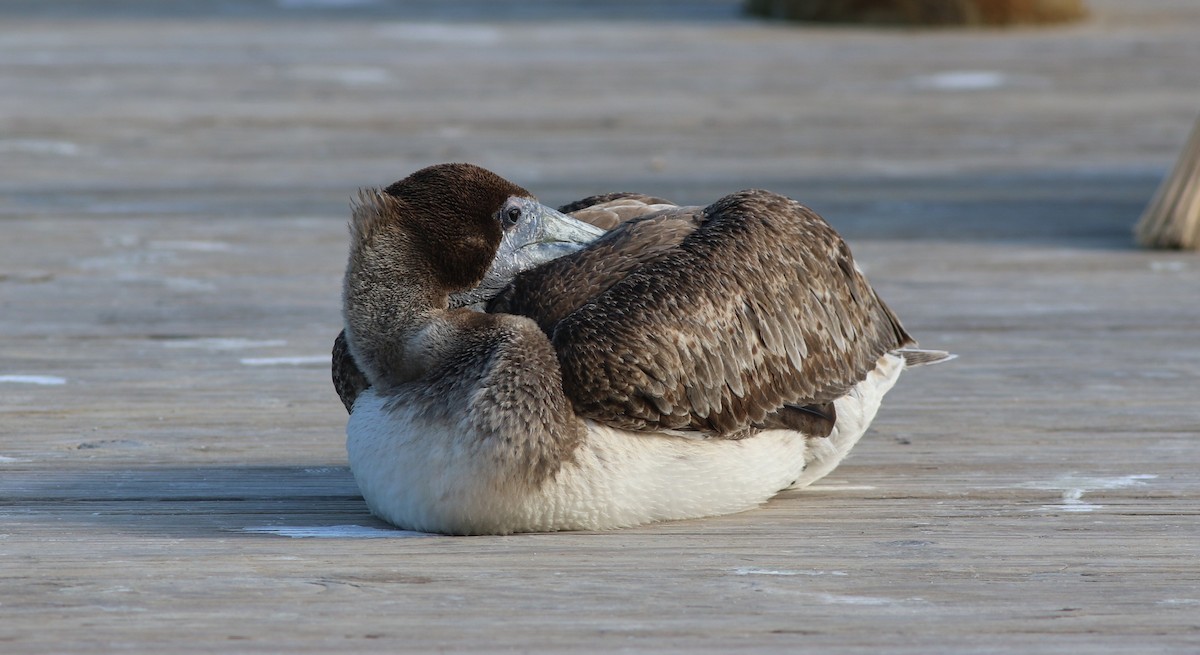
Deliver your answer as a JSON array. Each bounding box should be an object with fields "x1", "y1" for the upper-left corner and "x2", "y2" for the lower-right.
[
  {"x1": 346, "y1": 352, "x2": 905, "y2": 535},
  {"x1": 791, "y1": 351, "x2": 905, "y2": 488}
]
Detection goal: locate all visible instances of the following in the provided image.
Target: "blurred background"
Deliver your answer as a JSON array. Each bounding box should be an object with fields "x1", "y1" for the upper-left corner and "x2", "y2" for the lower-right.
[{"x1": 3, "y1": 0, "x2": 1197, "y2": 219}]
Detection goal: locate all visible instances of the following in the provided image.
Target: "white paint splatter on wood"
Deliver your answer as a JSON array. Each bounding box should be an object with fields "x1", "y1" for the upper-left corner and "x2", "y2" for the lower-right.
[
  {"x1": 914, "y1": 71, "x2": 1009, "y2": 91},
  {"x1": 0, "y1": 374, "x2": 67, "y2": 385},
  {"x1": 1022, "y1": 474, "x2": 1158, "y2": 512},
  {"x1": 734, "y1": 568, "x2": 848, "y2": 577}
]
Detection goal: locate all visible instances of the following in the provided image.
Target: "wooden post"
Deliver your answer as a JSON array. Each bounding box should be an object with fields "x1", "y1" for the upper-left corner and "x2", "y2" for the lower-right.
[
  {"x1": 1135, "y1": 116, "x2": 1200, "y2": 250},
  {"x1": 744, "y1": 0, "x2": 1088, "y2": 26}
]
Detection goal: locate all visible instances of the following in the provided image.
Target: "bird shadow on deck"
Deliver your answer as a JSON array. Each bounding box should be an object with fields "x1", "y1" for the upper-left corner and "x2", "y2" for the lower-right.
[{"x1": 1, "y1": 466, "x2": 433, "y2": 540}]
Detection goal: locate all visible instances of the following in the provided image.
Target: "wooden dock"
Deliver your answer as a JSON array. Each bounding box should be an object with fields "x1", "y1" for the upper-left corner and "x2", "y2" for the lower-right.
[{"x1": 2, "y1": 1, "x2": 1198, "y2": 652}]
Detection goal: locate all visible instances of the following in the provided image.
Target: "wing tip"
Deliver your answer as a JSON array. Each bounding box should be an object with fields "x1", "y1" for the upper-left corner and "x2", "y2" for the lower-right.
[{"x1": 895, "y1": 348, "x2": 957, "y2": 368}]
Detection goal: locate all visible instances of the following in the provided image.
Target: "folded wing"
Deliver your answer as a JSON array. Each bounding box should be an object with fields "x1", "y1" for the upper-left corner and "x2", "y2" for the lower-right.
[{"x1": 495, "y1": 189, "x2": 915, "y2": 438}]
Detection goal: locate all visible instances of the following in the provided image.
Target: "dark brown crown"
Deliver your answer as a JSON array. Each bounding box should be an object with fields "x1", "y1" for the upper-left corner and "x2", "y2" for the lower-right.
[{"x1": 381, "y1": 163, "x2": 533, "y2": 292}]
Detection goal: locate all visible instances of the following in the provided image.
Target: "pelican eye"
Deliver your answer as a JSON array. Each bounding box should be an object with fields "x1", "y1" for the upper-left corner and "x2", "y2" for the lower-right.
[{"x1": 503, "y1": 206, "x2": 522, "y2": 227}]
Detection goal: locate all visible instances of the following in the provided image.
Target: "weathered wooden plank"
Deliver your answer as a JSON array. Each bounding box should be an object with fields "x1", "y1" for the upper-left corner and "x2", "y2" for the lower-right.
[{"x1": 2, "y1": 1, "x2": 1200, "y2": 653}]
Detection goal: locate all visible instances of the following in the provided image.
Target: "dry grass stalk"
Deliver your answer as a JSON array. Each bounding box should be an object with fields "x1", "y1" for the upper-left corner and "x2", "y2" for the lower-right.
[{"x1": 1135, "y1": 116, "x2": 1200, "y2": 250}]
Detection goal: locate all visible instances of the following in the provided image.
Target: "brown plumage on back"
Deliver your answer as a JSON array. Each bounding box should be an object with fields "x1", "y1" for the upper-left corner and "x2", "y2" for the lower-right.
[
  {"x1": 494, "y1": 189, "x2": 914, "y2": 438},
  {"x1": 557, "y1": 193, "x2": 678, "y2": 230}
]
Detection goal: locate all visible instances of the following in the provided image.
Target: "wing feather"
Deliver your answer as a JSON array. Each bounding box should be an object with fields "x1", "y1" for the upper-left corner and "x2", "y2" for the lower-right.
[
  {"x1": 332, "y1": 329, "x2": 370, "y2": 413},
  {"x1": 540, "y1": 189, "x2": 913, "y2": 438},
  {"x1": 559, "y1": 193, "x2": 678, "y2": 230}
]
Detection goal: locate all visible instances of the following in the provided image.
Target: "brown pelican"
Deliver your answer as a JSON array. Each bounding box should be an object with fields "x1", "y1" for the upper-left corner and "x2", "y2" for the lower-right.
[{"x1": 333, "y1": 163, "x2": 950, "y2": 534}]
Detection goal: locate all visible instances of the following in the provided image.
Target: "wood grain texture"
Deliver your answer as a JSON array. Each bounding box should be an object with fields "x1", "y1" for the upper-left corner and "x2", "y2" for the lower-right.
[{"x1": 2, "y1": 1, "x2": 1199, "y2": 652}]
